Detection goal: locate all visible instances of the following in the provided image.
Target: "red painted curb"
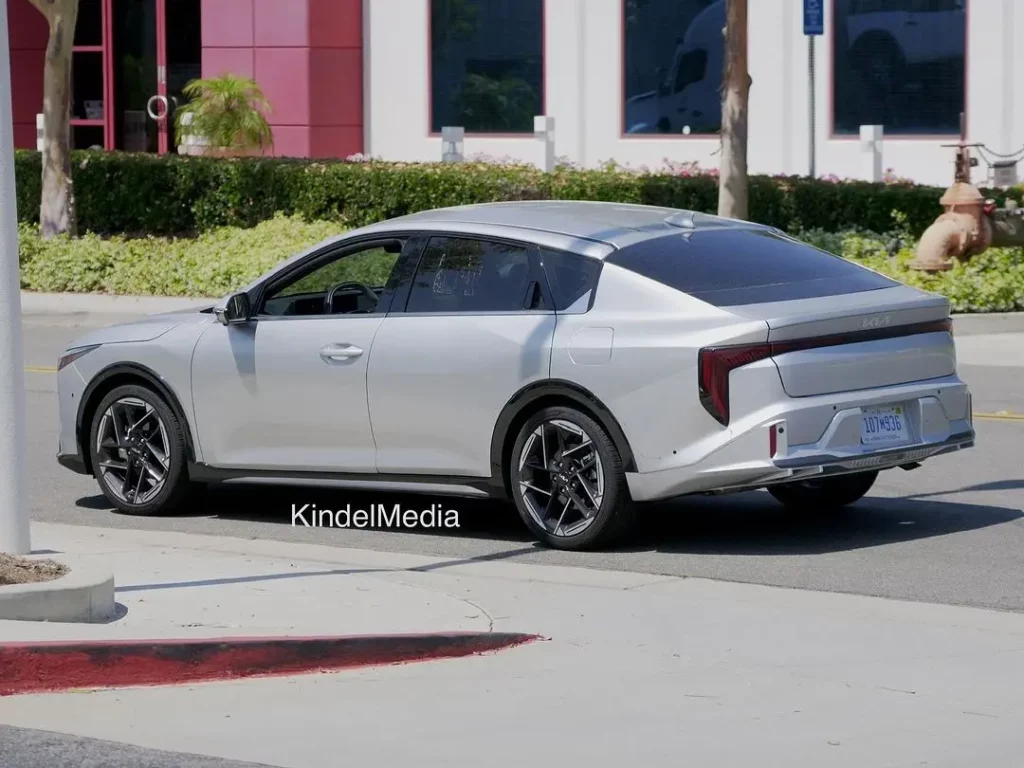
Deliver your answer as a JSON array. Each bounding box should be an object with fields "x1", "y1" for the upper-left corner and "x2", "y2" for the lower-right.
[{"x1": 0, "y1": 632, "x2": 540, "y2": 696}]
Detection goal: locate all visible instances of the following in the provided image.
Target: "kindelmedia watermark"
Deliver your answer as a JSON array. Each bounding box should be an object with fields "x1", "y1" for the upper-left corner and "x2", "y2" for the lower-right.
[{"x1": 291, "y1": 503, "x2": 460, "y2": 529}]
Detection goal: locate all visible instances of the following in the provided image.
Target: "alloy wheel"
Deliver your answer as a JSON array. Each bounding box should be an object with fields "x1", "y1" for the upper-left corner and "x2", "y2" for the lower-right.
[
  {"x1": 94, "y1": 396, "x2": 171, "y2": 505},
  {"x1": 517, "y1": 419, "x2": 605, "y2": 538}
]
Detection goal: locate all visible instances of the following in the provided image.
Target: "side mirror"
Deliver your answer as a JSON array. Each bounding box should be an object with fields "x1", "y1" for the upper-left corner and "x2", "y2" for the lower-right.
[{"x1": 215, "y1": 292, "x2": 251, "y2": 325}]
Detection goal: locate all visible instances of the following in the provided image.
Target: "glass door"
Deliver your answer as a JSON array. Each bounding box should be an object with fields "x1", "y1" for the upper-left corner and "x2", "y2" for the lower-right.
[
  {"x1": 70, "y1": 0, "x2": 111, "y2": 150},
  {"x1": 111, "y1": 0, "x2": 168, "y2": 153},
  {"x1": 165, "y1": 0, "x2": 202, "y2": 151}
]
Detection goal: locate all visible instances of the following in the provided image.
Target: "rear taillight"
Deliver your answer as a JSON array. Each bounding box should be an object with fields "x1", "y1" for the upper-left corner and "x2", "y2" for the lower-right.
[
  {"x1": 698, "y1": 343, "x2": 772, "y2": 426},
  {"x1": 697, "y1": 317, "x2": 953, "y2": 426}
]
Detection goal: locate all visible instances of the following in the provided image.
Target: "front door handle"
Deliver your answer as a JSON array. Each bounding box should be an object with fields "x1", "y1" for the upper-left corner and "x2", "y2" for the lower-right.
[{"x1": 319, "y1": 343, "x2": 363, "y2": 362}]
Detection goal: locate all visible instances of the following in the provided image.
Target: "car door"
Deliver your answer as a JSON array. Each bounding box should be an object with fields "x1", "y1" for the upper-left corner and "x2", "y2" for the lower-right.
[
  {"x1": 190, "y1": 237, "x2": 412, "y2": 473},
  {"x1": 367, "y1": 233, "x2": 556, "y2": 478}
]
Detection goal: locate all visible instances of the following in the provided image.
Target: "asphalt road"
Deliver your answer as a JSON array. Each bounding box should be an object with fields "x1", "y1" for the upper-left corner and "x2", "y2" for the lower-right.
[
  {"x1": 21, "y1": 313, "x2": 1024, "y2": 613},
  {"x1": 0, "y1": 725, "x2": 276, "y2": 768}
]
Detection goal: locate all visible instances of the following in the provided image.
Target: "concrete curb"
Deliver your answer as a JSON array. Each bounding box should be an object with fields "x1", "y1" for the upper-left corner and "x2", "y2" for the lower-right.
[
  {"x1": 951, "y1": 312, "x2": 1024, "y2": 336},
  {"x1": 0, "y1": 558, "x2": 115, "y2": 624},
  {"x1": 0, "y1": 632, "x2": 541, "y2": 696}
]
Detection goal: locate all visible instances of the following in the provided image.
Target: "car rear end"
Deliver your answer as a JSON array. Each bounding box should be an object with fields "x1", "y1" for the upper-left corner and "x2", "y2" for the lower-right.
[{"x1": 599, "y1": 223, "x2": 974, "y2": 501}]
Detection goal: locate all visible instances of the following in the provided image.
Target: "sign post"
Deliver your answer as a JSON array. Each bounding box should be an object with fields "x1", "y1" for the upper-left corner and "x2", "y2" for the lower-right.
[{"x1": 804, "y1": 0, "x2": 823, "y2": 178}]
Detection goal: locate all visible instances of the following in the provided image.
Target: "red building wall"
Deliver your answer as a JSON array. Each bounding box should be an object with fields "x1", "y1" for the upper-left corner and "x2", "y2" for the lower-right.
[
  {"x1": 7, "y1": 0, "x2": 47, "y2": 149},
  {"x1": 200, "y1": 0, "x2": 363, "y2": 158}
]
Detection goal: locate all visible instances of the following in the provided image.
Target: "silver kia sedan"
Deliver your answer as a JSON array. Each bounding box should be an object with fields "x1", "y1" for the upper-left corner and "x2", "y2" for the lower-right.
[{"x1": 55, "y1": 201, "x2": 975, "y2": 550}]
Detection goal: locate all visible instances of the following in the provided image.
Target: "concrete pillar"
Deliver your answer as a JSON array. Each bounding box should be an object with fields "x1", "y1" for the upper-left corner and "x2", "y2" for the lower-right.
[
  {"x1": 0, "y1": 0, "x2": 32, "y2": 554},
  {"x1": 534, "y1": 115, "x2": 555, "y2": 172},
  {"x1": 860, "y1": 124, "x2": 884, "y2": 182}
]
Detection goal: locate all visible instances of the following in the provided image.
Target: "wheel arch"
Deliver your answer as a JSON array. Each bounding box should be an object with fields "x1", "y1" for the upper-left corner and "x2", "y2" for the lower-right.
[
  {"x1": 489, "y1": 380, "x2": 638, "y2": 497},
  {"x1": 76, "y1": 363, "x2": 197, "y2": 475}
]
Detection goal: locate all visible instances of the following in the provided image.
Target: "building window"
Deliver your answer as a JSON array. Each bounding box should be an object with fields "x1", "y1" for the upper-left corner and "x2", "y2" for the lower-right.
[
  {"x1": 833, "y1": 0, "x2": 967, "y2": 136},
  {"x1": 430, "y1": 0, "x2": 543, "y2": 134},
  {"x1": 623, "y1": 0, "x2": 725, "y2": 136}
]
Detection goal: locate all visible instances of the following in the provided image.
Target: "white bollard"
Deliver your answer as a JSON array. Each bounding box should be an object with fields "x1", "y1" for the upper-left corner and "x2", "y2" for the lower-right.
[
  {"x1": 36, "y1": 113, "x2": 43, "y2": 152},
  {"x1": 534, "y1": 115, "x2": 555, "y2": 172},
  {"x1": 0, "y1": 0, "x2": 32, "y2": 554},
  {"x1": 859, "y1": 124, "x2": 884, "y2": 183},
  {"x1": 441, "y1": 126, "x2": 464, "y2": 163}
]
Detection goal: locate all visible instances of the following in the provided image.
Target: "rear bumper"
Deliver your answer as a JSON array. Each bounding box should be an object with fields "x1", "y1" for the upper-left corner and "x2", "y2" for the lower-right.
[
  {"x1": 625, "y1": 381, "x2": 974, "y2": 502},
  {"x1": 772, "y1": 430, "x2": 974, "y2": 471}
]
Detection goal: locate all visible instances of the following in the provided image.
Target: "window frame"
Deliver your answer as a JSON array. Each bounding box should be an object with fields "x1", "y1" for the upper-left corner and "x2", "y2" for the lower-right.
[
  {"x1": 828, "y1": 0, "x2": 970, "y2": 140},
  {"x1": 394, "y1": 232, "x2": 555, "y2": 317},
  {"x1": 426, "y1": 0, "x2": 547, "y2": 138},
  {"x1": 247, "y1": 235, "x2": 418, "y2": 323}
]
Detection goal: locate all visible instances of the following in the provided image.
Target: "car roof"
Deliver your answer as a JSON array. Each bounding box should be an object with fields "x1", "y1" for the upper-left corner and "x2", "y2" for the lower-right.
[{"x1": 354, "y1": 200, "x2": 776, "y2": 255}]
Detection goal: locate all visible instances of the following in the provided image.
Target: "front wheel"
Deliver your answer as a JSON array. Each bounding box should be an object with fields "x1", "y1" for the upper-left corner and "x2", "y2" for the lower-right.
[
  {"x1": 88, "y1": 384, "x2": 193, "y2": 516},
  {"x1": 509, "y1": 406, "x2": 636, "y2": 550},
  {"x1": 767, "y1": 471, "x2": 878, "y2": 512}
]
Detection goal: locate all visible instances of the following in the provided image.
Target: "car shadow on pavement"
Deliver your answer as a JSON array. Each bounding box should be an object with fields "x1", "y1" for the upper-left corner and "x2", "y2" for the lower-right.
[
  {"x1": 75, "y1": 482, "x2": 1022, "y2": 558},
  {"x1": 623, "y1": 490, "x2": 1023, "y2": 556},
  {"x1": 75, "y1": 483, "x2": 533, "y2": 544}
]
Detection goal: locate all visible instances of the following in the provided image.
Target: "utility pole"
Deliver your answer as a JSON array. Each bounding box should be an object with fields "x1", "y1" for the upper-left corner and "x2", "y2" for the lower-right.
[{"x1": 0, "y1": 0, "x2": 32, "y2": 554}]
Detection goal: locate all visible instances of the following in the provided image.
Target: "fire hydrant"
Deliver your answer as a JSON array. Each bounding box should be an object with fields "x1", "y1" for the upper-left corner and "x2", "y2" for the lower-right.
[{"x1": 910, "y1": 140, "x2": 1024, "y2": 271}]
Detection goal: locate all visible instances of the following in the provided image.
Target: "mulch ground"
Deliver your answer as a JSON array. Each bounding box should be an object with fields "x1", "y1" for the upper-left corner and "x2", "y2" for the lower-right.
[{"x1": 0, "y1": 554, "x2": 68, "y2": 586}]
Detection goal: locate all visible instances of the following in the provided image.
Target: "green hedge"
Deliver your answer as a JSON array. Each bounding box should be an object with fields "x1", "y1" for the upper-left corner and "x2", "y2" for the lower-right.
[
  {"x1": 18, "y1": 149, "x2": 1024, "y2": 239},
  {"x1": 17, "y1": 215, "x2": 1024, "y2": 312}
]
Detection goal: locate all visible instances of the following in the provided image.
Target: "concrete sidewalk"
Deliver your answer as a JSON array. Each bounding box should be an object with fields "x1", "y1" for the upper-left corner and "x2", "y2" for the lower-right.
[{"x1": 1, "y1": 522, "x2": 1023, "y2": 767}]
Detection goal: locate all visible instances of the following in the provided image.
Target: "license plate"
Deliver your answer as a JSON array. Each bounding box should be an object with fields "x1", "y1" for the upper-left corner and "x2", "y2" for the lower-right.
[{"x1": 860, "y1": 406, "x2": 908, "y2": 446}]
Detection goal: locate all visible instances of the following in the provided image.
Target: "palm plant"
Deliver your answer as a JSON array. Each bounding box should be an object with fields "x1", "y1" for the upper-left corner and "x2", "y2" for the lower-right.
[{"x1": 174, "y1": 74, "x2": 274, "y2": 155}]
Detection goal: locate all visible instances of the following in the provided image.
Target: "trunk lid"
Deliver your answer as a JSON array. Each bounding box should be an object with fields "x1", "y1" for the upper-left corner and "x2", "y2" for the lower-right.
[{"x1": 727, "y1": 285, "x2": 956, "y2": 397}]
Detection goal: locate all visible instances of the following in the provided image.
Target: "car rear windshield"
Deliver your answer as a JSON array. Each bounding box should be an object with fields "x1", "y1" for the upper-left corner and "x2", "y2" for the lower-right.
[{"x1": 604, "y1": 228, "x2": 900, "y2": 306}]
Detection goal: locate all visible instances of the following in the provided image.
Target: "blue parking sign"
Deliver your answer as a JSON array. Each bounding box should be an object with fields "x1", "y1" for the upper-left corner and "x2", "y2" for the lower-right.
[{"x1": 804, "y1": 0, "x2": 823, "y2": 35}]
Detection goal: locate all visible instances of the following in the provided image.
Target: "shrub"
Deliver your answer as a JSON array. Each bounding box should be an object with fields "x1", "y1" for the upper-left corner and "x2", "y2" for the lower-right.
[
  {"x1": 17, "y1": 214, "x2": 1024, "y2": 312},
  {"x1": 19, "y1": 215, "x2": 342, "y2": 297},
  {"x1": 18, "y1": 149, "x2": 1023, "y2": 239}
]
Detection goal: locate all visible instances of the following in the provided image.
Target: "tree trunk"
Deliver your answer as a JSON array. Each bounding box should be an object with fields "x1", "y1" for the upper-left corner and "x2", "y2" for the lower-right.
[
  {"x1": 717, "y1": 0, "x2": 750, "y2": 221},
  {"x1": 29, "y1": 0, "x2": 79, "y2": 238}
]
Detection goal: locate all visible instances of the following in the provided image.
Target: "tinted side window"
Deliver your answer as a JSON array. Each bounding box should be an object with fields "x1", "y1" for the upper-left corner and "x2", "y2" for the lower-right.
[
  {"x1": 540, "y1": 249, "x2": 600, "y2": 312},
  {"x1": 605, "y1": 229, "x2": 899, "y2": 306},
  {"x1": 406, "y1": 237, "x2": 533, "y2": 313},
  {"x1": 259, "y1": 242, "x2": 403, "y2": 317}
]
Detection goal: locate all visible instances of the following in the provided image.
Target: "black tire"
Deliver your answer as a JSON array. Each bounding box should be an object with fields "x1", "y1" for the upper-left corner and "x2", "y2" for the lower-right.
[
  {"x1": 509, "y1": 406, "x2": 636, "y2": 551},
  {"x1": 767, "y1": 470, "x2": 878, "y2": 512},
  {"x1": 88, "y1": 384, "x2": 192, "y2": 516}
]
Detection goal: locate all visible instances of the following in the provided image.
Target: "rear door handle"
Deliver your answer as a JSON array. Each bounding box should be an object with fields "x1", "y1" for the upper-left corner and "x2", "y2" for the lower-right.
[{"x1": 319, "y1": 343, "x2": 363, "y2": 362}]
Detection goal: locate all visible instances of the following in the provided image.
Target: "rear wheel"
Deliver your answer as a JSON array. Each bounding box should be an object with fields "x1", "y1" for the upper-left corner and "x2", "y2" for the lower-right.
[
  {"x1": 509, "y1": 406, "x2": 636, "y2": 550},
  {"x1": 767, "y1": 471, "x2": 878, "y2": 512},
  {"x1": 88, "y1": 384, "x2": 192, "y2": 516}
]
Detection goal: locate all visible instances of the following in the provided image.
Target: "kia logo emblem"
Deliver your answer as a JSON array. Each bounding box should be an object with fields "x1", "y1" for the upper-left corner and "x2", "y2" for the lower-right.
[{"x1": 862, "y1": 315, "x2": 892, "y2": 329}]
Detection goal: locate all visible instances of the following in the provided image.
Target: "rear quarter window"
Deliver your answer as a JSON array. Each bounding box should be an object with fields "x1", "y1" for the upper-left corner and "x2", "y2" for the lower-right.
[{"x1": 605, "y1": 228, "x2": 900, "y2": 306}]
